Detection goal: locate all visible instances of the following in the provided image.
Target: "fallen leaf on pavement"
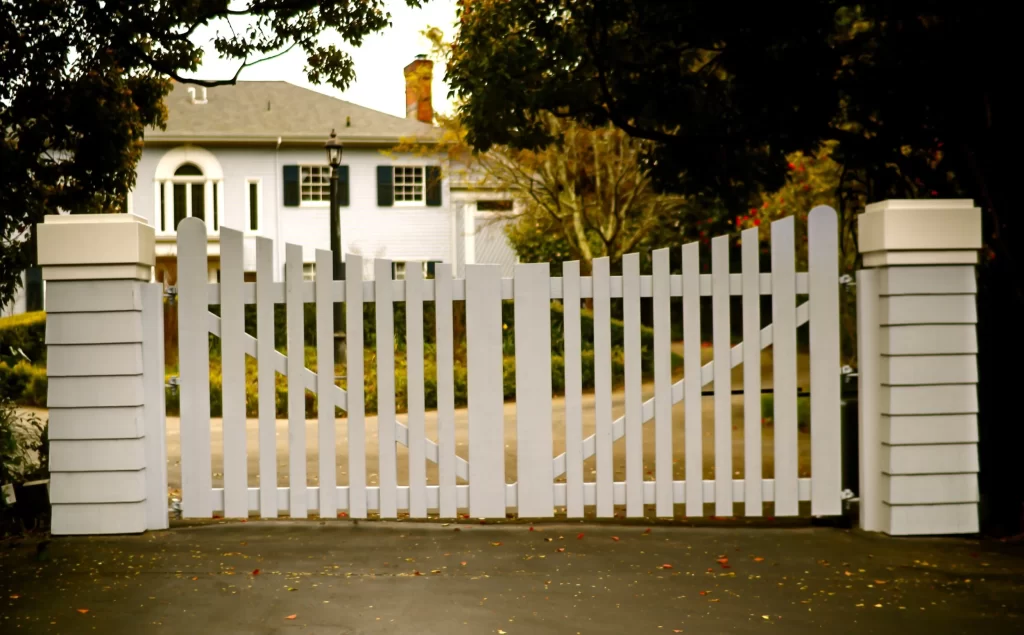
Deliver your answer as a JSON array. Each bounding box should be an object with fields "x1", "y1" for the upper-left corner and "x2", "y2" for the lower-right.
[
  {"x1": 461, "y1": 561, "x2": 467, "y2": 566},
  {"x1": 9, "y1": 595, "x2": 19, "y2": 599},
  {"x1": 716, "y1": 557, "x2": 729, "y2": 565},
  {"x1": 874, "y1": 580, "x2": 887, "y2": 585},
  {"x1": 753, "y1": 557, "x2": 765, "y2": 563},
  {"x1": 557, "y1": 547, "x2": 566, "y2": 553},
  {"x1": 699, "y1": 591, "x2": 707, "y2": 596},
  {"x1": 285, "y1": 614, "x2": 297, "y2": 620},
  {"x1": 191, "y1": 576, "x2": 198, "y2": 581},
  {"x1": 252, "y1": 569, "x2": 260, "y2": 576},
  {"x1": 490, "y1": 542, "x2": 503, "y2": 547},
  {"x1": 661, "y1": 564, "x2": 673, "y2": 569},
  {"x1": 544, "y1": 537, "x2": 553, "y2": 542},
  {"x1": 577, "y1": 533, "x2": 585, "y2": 539},
  {"x1": 77, "y1": 609, "x2": 89, "y2": 614},
  {"x1": 612, "y1": 536, "x2": 620, "y2": 542},
  {"x1": 762, "y1": 615, "x2": 770, "y2": 620},
  {"x1": 644, "y1": 528, "x2": 652, "y2": 534}
]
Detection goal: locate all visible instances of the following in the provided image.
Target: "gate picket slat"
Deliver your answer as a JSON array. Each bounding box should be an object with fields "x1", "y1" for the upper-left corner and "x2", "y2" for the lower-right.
[
  {"x1": 808, "y1": 206, "x2": 842, "y2": 516},
  {"x1": 741, "y1": 227, "x2": 763, "y2": 515},
  {"x1": 177, "y1": 218, "x2": 212, "y2": 518},
  {"x1": 434, "y1": 264, "x2": 457, "y2": 517},
  {"x1": 514, "y1": 263, "x2": 554, "y2": 517},
  {"x1": 406, "y1": 263, "x2": 427, "y2": 518},
  {"x1": 315, "y1": 249, "x2": 337, "y2": 518},
  {"x1": 285, "y1": 243, "x2": 307, "y2": 519},
  {"x1": 622, "y1": 253, "x2": 644, "y2": 518},
  {"x1": 652, "y1": 248, "x2": 673, "y2": 517},
  {"x1": 255, "y1": 237, "x2": 277, "y2": 518},
  {"x1": 346, "y1": 255, "x2": 367, "y2": 518},
  {"x1": 562, "y1": 261, "x2": 584, "y2": 518},
  {"x1": 771, "y1": 217, "x2": 799, "y2": 516},
  {"x1": 682, "y1": 242, "x2": 703, "y2": 517},
  {"x1": 466, "y1": 265, "x2": 506, "y2": 518},
  {"x1": 220, "y1": 228, "x2": 247, "y2": 518},
  {"x1": 712, "y1": 236, "x2": 733, "y2": 517},
  {"x1": 592, "y1": 257, "x2": 614, "y2": 517},
  {"x1": 374, "y1": 260, "x2": 398, "y2": 518}
]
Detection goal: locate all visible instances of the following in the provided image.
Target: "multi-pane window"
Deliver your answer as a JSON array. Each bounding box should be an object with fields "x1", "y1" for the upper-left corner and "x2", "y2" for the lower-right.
[
  {"x1": 300, "y1": 165, "x2": 330, "y2": 202},
  {"x1": 394, "y1": 166, "x2": 425, "y2": 203},
  {"x1": 159, "y1": 162, "x2": 221, "y2": 234}
]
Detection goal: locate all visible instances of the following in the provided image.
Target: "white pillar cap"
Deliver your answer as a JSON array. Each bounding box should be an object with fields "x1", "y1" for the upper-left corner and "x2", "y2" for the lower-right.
[
  {"x1": 858, "y1": 199, "x2": 981, "y2": 266},
  {"x1": 37, "y1": 214, "x2": 155, "y2": 281}
]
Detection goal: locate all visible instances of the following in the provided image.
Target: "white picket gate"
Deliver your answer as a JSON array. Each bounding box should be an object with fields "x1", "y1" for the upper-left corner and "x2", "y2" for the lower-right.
[{"x1": 175, "y1": 206, "x2": 841, "y2": 520}]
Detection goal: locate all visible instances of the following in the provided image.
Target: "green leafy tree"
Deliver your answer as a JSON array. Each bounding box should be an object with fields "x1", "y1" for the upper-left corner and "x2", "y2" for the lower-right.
[
  {"x1": 446, "y1": 1, "x2": 1019, "y2": 533},
  {"x1": 0, "y1": 0, "x2": 428, "y2": 307}
]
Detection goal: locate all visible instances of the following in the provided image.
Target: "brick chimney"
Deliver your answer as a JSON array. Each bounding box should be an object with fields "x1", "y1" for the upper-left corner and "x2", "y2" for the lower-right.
[{"x1": 404, "y1": 55, "x2": 433, "y2": 124}]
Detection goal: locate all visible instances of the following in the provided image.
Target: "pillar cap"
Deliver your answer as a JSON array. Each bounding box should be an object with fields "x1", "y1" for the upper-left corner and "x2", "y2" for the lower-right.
[
  {"x1": 38, "y1": 213, "x2": 155, "y2": 281},
  {"x1": 858, "y1": 199, "x2": 981, "y2": 267}
]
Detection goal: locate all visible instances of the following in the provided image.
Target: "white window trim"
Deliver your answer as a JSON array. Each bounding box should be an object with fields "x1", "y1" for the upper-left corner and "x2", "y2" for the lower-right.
[
  {"x1": 393, "y1": 165, "x2": 426, "y2": 207},
  {"x1": 156, "y1": 177, "x2": 223, "y2": 237},
  {"x1": 299, "y1": 164, "x2": 332, "y2": 206},
  {"x1": 245, "y1": 178, "x2": 263, "y2": 234}
]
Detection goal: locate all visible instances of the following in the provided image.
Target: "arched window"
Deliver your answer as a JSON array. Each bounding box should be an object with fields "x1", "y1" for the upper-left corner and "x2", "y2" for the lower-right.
[{"x1": 154, "y1": 147, "x2": 224, "y2": 235}]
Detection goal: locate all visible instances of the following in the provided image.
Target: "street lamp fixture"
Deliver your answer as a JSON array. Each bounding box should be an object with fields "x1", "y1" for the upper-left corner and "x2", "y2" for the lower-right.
[{"x1": 325, "y1": 128, "x2": 343, "y2": 167}]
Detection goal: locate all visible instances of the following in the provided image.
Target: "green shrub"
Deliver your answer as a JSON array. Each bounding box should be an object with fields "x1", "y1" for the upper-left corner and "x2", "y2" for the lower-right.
[
  {"x1": 0, "y1": 311, "x2": 46, "y2": 365},
  {"x1": 0, "y1": 361, "x2": 47, "y2": 408},
  {"x1": 0, "y1": 397, "x2": 45, "y2": 489}
]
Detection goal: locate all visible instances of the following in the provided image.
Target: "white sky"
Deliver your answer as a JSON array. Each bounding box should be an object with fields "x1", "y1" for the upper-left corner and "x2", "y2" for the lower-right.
[{"x1": 186, "y1": 0, "x2": 459, "y2": 119}]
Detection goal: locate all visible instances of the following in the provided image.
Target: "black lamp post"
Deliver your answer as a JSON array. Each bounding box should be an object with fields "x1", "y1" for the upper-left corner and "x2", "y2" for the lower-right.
[{"x1": 325, "y1": 130, "x2": 344, "y2": 353}]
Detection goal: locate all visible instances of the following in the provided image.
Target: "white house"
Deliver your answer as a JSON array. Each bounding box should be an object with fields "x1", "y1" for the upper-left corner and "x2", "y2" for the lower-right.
[{"x1": 1, "y1": 57, "x2": 518, "y2": 317}]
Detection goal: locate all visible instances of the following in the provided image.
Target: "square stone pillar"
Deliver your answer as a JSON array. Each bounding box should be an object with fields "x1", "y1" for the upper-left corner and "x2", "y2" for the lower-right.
[
  {"x1": 857, "y1": 200, "x2": 981, "y2": 535},
  {"x1": 37, "y1": 214, "x2": 168, "y2": 535}
]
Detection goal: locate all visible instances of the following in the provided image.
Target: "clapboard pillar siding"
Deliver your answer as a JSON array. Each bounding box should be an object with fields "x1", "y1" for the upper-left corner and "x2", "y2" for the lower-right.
[
  {"x1": 857, "y1": 199, "x2": 982, "y2": 536},
  {"x1": 37, "y1": 213, "x2": 167, "y2": 535}
]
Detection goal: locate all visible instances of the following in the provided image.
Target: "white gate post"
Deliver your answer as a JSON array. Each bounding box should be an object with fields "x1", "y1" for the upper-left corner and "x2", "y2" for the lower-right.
[
  {"x1": 37, "y1": 214, "x2": 167, "y2": 535},
  {"x1": 857, "y1": 200, "x2": 981, "y2": 535}
]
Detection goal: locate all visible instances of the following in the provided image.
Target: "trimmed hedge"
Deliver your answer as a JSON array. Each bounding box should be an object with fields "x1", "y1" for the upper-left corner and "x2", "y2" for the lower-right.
[
  {"x1": 0, "y1": 361, "x2": 47, "y2": 408},
  {"x1": 0, "y1": 311, "x2": 46, "y2": 365}
]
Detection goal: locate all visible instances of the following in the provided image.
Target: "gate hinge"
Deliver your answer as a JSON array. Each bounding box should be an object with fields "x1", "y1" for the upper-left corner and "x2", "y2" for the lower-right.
[{"x1": 166, "y1": 376, "x2": 180, "y2": 392}]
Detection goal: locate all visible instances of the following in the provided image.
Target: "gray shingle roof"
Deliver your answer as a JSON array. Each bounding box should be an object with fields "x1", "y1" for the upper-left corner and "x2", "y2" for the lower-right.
[{"x1": 146, "y1": 81, "x2": 440, "y2": 144}]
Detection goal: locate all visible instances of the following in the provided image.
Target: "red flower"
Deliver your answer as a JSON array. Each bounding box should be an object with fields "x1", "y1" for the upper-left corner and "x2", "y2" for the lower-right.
[
  {"x1": 930, "y1": 190, "x2": 939, "y2": 196},
  {"x1": 753, "y1": 219, "x2": 761, "y2": 227},
  {"x1": 787, "y1": 162, "x2": 796, "y2": 170}
]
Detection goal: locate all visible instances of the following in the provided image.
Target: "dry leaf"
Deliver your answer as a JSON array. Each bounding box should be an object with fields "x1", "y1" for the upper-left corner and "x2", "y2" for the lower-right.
[
  {"x1": 612, "y1": 536, "x2": 620, "y2": 542},
  {"x1": 285, "y1": 614, "x2": 297, "y2": 620},
  {"x1": 762, "y1": 615, "x2": 770, "y2": 620},
  {"x1": 490, "y1": 542, "x2": 503, "y2": 547},
  {"x1": 498, "y1": 630, "x2": 507, "y2": 634},
  {"x1": 716, "y1": 557, "x2": 729, "y2": 565},
  {"x1": 9, "y1": 595, "x2": 19, "y2": 600},
  {"x1": 460, "y1": 561, "x2": 467, "y2": 566},
  {"x1": 699, "y1": 591, "x2": 707, "y2": 596},
  {"x1": 874, "y1": 580, "x2": 887, "y2": 585},
  {"x1": 556, "y1": 547, "x2": 565, "y2": 553},
  {"x1": 753, "y1": 557, "x2": 765, "y2": 563},
  {"x1": 77, "y1": 609, "x2": 89, "y2": 614},
  {"x1": 252, "y1": 569, "x2": 260, "y2": 576},
  {"x1": 544, "y1": 537, "x2": 553, "y2": 542},
  {"x1": 576, "y1": 533, "x2": 585, "y2": 540},
  {"x1": 191, "y1": 576, "x2": 198, "y2": 581},
  {"x1": 644, "y1": 528, "x2": 652, "y2": 534}
]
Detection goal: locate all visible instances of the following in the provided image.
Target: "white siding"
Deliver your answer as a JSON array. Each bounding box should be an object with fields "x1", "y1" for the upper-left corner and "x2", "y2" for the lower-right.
[{"x1": 134, "y1": 145, "x2": 453, "y2": 278}]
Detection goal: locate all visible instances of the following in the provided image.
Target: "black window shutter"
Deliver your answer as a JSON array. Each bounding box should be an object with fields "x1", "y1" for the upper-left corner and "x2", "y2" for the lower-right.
[
  {"x1": 339, "y1": 165, "x2": 350, "y2": 206},
  {"x1": 377, "y1": 166, "x2": 393, "y2": 206},
  {"x1": 426, "y1": 165, "x2": 442, "y2": 206},
  {"x1": 283, "y1": 165, "x2": 299, "y2": 206}
]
